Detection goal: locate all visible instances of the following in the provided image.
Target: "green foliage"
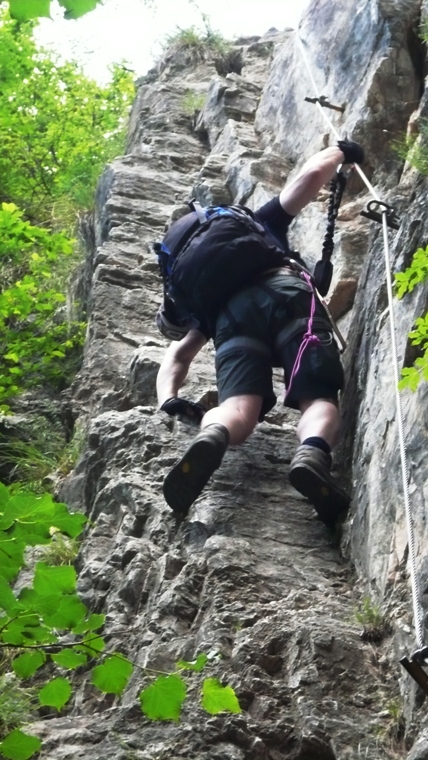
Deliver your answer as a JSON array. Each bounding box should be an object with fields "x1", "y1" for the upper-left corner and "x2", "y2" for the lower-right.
[
  {"x1": 162, "y1": 19, "x2": 234, "y2": 68},
  {"x1": 37, "y1": 531, "x2": 79, "y2": 566},
  {"x1": 0, "y1": 676, "x2": 37, "y2": 737},
  {"x1": 139, "y1": 654, "x2": 241, "y2": 722},
  {"x1": 12, "y1": 652, "x2": 45, "y2": 680},
  {"x1": 7, "y1": 0, "x2": 101, "y2": 22},
  {"x1": 0, "y1": 8, "x2": 134, "y2": 413},
  {"x1": 354, "y1": 596, "x2": 390, "y2": 642},
  {"x1": 201, "y1": 677, "x2": 241, "y2": 715},
  {"x1": 395, "y1": 245, "x2": 428, "y2": 391},
  {"x1": 176, "y1": 652, "x2": 208, "y2": 672},
  {"x1": 395, "y1": 247, "x2": 428, "y2": 298},
  {"x1": 0, "y1": 482, "x2": 241, "y2": 756},
  {"x1": 354, "y1": 596, "x2": 384, "y2": 628},
  {"x1": 38, "y1": 677, "x2": 71, "y2": 710},
  {"x1": 0, "y1": 203, "x2": 85, "y2": 413},
  {"x1": 140, "y1": 674, "x2": 187, "y2": 722},
  {"x1": 91, "y1": 655, "x2": 133, "y2": 695},
  {"x1": 0, "y1": 422, "x2": 86, "y2": 493},
  {"x1": 181, "y1": 90, "x2": 206, "y2": 115},
  {"x1": 0, "y1": 729, "x2": 41, "y2": 760},
  {"x1": 0, "y1": 11, "x2": 135, "y2": 224}
]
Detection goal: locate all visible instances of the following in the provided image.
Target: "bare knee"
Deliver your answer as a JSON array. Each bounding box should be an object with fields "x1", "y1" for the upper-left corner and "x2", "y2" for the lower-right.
[{"x1": 202, "y1": 394, "x2": 262, "y2": 445}]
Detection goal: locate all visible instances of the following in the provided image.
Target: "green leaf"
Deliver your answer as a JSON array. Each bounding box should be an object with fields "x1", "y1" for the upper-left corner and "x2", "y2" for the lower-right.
[
  {"x1": 176, "y1": 653, "x2": 208, "y2": 672},
  {"x1": 0, "y1": 574, "x2": 19, "y2": 614},
  {"x1": 38, "y1": 677, "x2": 71, "y2": 711},
  {"x1": 58, "y1": 0, "x2": 100, "y2": 19},
  {"x1": 76, "y1": 634, "x2": 105, "y2": 655},
  {"x1": 8, "y1": 0, "x2": 51, "y2": 21},
  {"x1": 72, "y1": 612, "x2": 105, "y2": 634},
  {"x1": 0, "y1": 482, "x2": 10, "y2": 508},
  {"x1": 12, "y1": 650, "x2": 46, "y2": 679},
  {"x1": 50, "y1": 509, "x2": 87, "y2": 539},
  {"x1": 0, "y1": 729, "x2": 42, "y2": 760},
  {"x1": 140, "y1": 674, "x2": 187, "y2": 721},
  {"x1": 33, "y1": 563, "x2": 76, "y2": 596},
  {"x1": 0, "y1": 535, "x2": 26, "y2": 581},
  {"x1": 91, "y1": 654, "x2": 133, "y2": 695},
  {"x1": 201, "y1": 678, "x2": 241, "y2": 715},
  {"x1": 42, "y1": 595, "x2": 87, "y2": 630},
  {"x1": 51, "y1": 649, "x2": 88, "y2": 669}
]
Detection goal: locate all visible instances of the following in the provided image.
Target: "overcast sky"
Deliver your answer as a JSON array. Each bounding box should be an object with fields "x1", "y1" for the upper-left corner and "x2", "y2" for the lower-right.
[{"x1": 35, "y1": 0, "x2": 310, "y2": 83}]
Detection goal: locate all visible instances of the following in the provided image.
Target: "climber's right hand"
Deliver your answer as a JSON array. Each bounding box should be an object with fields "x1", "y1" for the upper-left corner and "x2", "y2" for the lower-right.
[
  {"x1": 337, "y1": 139, "x2": 365, "y2": 165},
  {"x1": 160, "y1": 397, "x2": 206, "y2": 423}
]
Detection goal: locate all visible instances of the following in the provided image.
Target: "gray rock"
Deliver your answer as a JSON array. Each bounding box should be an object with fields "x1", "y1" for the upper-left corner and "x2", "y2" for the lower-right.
[{"x1": 22, "y1": 1, "x2": 428, "y2": 757}]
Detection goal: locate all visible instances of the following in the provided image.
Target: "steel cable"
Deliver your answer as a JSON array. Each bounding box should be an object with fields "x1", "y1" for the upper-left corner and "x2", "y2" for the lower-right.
[{"x1": 295, "y1": 25, "x2": 425, "y2": 648}]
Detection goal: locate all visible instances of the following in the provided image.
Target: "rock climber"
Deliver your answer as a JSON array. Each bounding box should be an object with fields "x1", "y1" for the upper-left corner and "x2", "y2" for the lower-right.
[{"x1": 156, "y1": 140, "x2": 364, "y2": 525}]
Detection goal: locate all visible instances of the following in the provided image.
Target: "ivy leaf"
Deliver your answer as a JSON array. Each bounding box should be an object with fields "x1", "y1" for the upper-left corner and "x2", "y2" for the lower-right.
[
  {"x1": 13, "y1": 650, "x2": 46, "y2": 679},
  {"x1": 33, "y1": 563, "x2": 76, "y2": 596},
  {"x1": 139, "y1": 674, "x2": 187, "y2": 721},
  {"x1": 91, "y1": 654, "x2": 133, "y2": 695},
  {"x1": 51, "y1": 648, "x2": 88, "y2": 670},
  {"x1": 38, "y1": 677, "x2": 71, "y2": 711},
  {"x1": 58, "y1": 0, "x2": 100, "y2": 19},
  {"x1": 0, "y1": 729, "x2": 42, "y2": 760},
  {"x1": 176, "y1": 653, "x2": 208, "y2": 672},
  {"x1": 8, "y1": 0, "x2": 51, "y2": 20},
  {"x1": 201, "y1": 678, "x2": 241, "y2": 715}
]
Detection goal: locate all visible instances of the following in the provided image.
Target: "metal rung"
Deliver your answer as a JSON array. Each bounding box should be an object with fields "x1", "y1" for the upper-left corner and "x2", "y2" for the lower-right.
[
  {"x1": 304, "y1": 95, "x2": 345, "y2": 113},
  {"x1": 400, "y1": 655, "x2": 428, "y2": 695}
]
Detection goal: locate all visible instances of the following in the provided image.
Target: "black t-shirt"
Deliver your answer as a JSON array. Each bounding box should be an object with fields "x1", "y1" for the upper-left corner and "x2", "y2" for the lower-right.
[{"x1": 253, "y1": 195, "x2": 294, "y2": 255}]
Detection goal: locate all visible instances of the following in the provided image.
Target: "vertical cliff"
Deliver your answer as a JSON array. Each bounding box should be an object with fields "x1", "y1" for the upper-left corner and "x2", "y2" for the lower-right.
[{"x1": 30, "y1": 1, "x2": 428, "y2": 757}]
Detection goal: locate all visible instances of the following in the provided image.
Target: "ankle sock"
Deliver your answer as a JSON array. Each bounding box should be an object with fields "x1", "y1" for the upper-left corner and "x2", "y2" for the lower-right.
[{"x1": 302, "y1": 436, "x2": 331, "y2": 455}]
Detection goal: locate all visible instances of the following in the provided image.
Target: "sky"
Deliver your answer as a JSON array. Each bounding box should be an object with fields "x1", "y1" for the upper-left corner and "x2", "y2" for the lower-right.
[{"x1": 35, "y1": 0, "x2": 310, "y2": 83}]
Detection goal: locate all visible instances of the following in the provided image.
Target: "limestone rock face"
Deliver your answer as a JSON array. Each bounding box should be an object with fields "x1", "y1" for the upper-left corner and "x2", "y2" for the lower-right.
[{"x1": 30, "y1": 3, "x2": 428, "y2": 758}]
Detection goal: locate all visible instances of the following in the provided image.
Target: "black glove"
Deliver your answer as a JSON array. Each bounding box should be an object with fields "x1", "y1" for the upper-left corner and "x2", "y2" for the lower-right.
[
  {"x1": 337, "y1": 139, "x2": 364, "y2": 165},
  {"x1": 160, "y1": 397, "x2": 206, "y2": 423}
]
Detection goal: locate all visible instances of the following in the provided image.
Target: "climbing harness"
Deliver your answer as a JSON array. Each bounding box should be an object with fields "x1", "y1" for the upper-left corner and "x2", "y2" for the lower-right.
[{"x1": 296, "y1": 25, "x2": 428, "y2": 695}]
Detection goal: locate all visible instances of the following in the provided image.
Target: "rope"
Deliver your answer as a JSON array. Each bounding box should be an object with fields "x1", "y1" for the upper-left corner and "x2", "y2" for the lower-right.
[
  {"x1": 284, "y1": 272, "x2": 320, "y2": 399},
  {"x1": 295, "y1": 25, "x2": 425, "y2": 649}
]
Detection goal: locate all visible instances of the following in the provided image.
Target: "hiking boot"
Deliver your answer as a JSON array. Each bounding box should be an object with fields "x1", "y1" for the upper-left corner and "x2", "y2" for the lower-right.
[
  {"x1": 163, "y1": 424, "x2": 229, "y2": 516},
  {"x1": 289, "y1": 444, "x2": 350, "y2": 526}
]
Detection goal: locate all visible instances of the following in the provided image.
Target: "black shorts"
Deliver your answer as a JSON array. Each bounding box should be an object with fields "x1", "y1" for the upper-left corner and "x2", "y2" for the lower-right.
[{"x1": 214, "y1": 272, "x2": 344, "y2": 419}]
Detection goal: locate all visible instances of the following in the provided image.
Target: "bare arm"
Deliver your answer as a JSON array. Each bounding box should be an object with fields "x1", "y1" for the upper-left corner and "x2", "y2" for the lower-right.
[
  {"x1": 279, "y1": 146, "x2": 345, "y2": 216},
  {"x1": 156, "y1": 329, "x2": 208, "y2": 406}
]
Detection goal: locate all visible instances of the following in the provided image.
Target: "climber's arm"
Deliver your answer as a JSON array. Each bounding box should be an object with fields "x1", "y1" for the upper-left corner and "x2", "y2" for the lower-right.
[
  {"x1": 156, "y1": 328, "x2": 207, "y2": 406},
  {"x1": 279, "y1": 146, "x2": 346, "y2": 216},
  {"x1": 280, "y1": 140, "x2": 364, "y2": 216}
]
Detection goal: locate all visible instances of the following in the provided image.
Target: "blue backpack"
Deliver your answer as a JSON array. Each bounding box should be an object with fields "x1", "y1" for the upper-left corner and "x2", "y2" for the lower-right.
[{"x1": 154, "y1": 201, "x2": 286, "y2": 337}]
